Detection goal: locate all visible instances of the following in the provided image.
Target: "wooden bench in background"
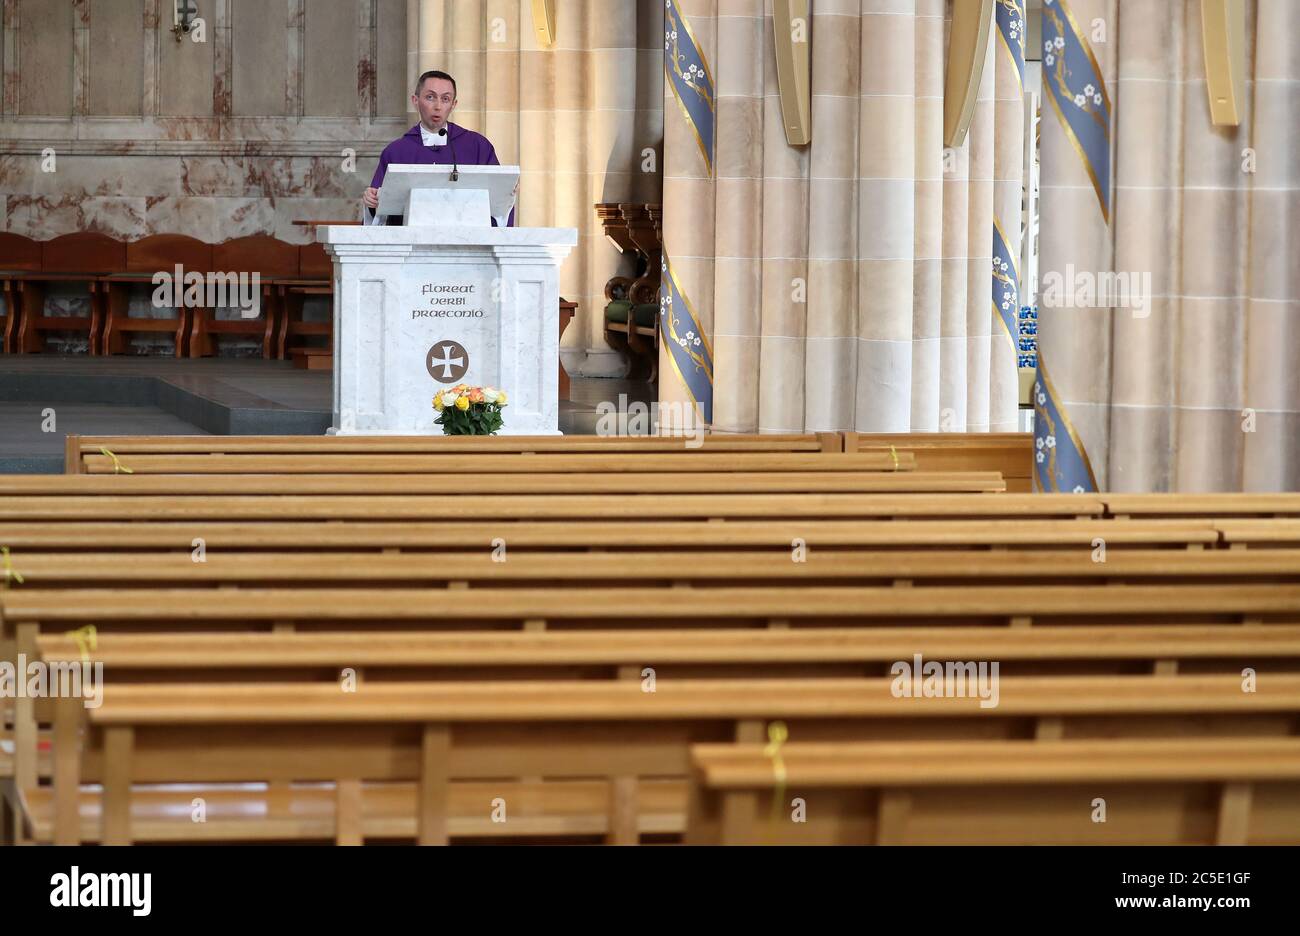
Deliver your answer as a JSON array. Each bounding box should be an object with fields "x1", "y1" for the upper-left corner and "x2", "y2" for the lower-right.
[
  {"x1": 0, "y1": 232, "x2": 42, "y2": 353},
  {"x1": 187, "y1": 235, "x2": 295, "y2": 359},
  {"x1": 846, "y1": 432, "x2": 1034, "y2": 493},
  {"x1": 277, "y1": 241, "x2": 333, "y2": 368},
  {"x1": 596, "y1": 203, "x2": 661, "y2": 381},
  {"x1": 15, "y1": 233, "x2": 125, "y2": 354},
  {"x1": 63, "y1": 432, "x2": 845, "y2": 472},
  {"x1": 101, "y1": 234, "x2": 212, "y2": 357}
]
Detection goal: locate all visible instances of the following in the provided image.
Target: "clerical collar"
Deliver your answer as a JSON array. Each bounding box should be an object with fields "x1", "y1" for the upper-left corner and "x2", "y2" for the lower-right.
[{"x1": 420, "y1": 124, "x2": 449, "y2": 147}]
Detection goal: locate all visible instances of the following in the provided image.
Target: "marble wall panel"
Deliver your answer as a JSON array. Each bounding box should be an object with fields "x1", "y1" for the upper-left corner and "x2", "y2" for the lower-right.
[
  {"x1": 89, "y1": 0, "x2": 144, "y2": 116},
  {"x1": 19, "y1": 0, "x2": 74, "y2": 115}
]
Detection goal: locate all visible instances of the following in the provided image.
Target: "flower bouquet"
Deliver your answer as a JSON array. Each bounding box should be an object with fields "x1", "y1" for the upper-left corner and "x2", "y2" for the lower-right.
[{"x1": 433, "y1": 384, "x2": 507, "y2": 435}]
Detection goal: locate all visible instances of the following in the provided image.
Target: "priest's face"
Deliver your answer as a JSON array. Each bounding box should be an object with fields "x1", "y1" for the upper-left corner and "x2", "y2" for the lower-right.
[{"x1": 413, "y1": 77, "x2": 457, "y2": 132}]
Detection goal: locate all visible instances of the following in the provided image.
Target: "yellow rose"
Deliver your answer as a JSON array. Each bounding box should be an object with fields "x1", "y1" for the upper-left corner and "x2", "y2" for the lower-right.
[
  {"x1": 496, "y1": 390, "x2": 508, "y2": 405},
  {"x1": 455, "y1": 395, "x2": 470, "y2": 410},
  {"x1": 433, "y1": 392, "x2": 444, "y2": 411}
]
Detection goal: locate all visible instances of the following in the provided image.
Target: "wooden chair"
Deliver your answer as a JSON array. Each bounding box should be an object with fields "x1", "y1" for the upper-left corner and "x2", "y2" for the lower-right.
[
  {"x1": 597, "y1": 203, "x2": 660, "y2": 380},
  {"x1": 685, "y1": 738, "x2": 1300, "y2": 845},
  {"x1": 16, "y1": 233, "x2": 125, "y2": 354},
  {"x1": 276, "y1": 242, "x2": 333, "y2": 367},
  {"x1": 0, "y1": 233, "x2": 41, "y2": 353},
  {"x1": 845, "y1": 432, "x2": 1034, "y2": 493},
  {"x1": 190, "y1": 236, "x2": 295, "y2": 358},
  {"x1": 101, "y1": 234, "x2": 213, "y2": 357}
]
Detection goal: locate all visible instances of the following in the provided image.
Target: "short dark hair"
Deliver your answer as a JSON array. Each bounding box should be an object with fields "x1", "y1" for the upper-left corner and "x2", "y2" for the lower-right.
[{"x1": 415, "y1": 70, "x2": 456, "y2": 98}]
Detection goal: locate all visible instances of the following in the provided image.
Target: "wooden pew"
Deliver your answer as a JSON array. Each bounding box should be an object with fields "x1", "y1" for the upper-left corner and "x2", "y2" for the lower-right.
[
  {"x1": 64, "y1": 432, "x2": 846, "y2": 472},
  {"x1": 190, "y1": 236, "x2": 294, "y2": 359},
  {"x1": 0, "y1": 516, "x2": 1220, "y2": 553},
  {"x1": 1216, "y1": 520, "x2": 1300, "y2": 549},
  {"x1": 1106, "y1": 494, "x2": 1300, "y2": 519},
  {"x1": 6, "y1": 583, "x2": 1296, "y2": 635},
  {"x1": 36, "y1": 451, "x2": 916, "y2": 481},
  {"x1": 60, "y1": 674, "x2": 1300, "y2": 844},
  {"x1": 24, "y1": 778, "x2": 687, "y2": 844},
  {"x1": 27, "y1": 621, "x2": 1300, "y2": 845},
  {"x1": 100, "y1": 234, "x2": 211, "y2": 357},
  {"x1": 10, "y1": 547, "x2": 1300, "y2": 590},
  {"x1": 35, "y1": 623, "x2": 1300, "y2": 685},
  {"x1": 845, "y1": 432, "x2": 1034, "y2": 493},
  {"x1": 16, "y1": 233, "x2": 125, "y2": 354},
  {"x1": 3, "y1": 492, "x2": 1129, "y2": 525},
  {"x1": 685, "y1": 738, "x2": 1300, "y2": 845},
  {"x1": 0, "y1": 233, "x2": 42, "y2": 353}
]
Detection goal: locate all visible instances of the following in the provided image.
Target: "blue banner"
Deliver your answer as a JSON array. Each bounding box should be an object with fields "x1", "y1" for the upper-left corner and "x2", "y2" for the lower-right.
[
  {"x1": 660, "y1": 256, "x2": 713, "y2": 424},
  {"x1": 1042, "y1": 0, "x2": 1111, "y2": 220},
  {"x1": 664, "y1": 0, "x2": 715, "y2": 172},
  {"x1": 996, "y1": 0, "x2": 1026, "y2": 89},
  {"x1": 992, "y1": 217, "x2": 1019, "y2": 351},
  {"x1": 1033, "y1": 360, "x2": 1098, "y2": 493}
]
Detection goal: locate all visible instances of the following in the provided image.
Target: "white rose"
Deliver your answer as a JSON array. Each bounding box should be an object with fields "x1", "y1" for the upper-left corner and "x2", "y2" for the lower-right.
[
  {"x1": 483, "y1": 388, "x2": 500, "y2": 403},
  {"x1": 442, "y1": 394, "x2": 458, "y2": 407}
]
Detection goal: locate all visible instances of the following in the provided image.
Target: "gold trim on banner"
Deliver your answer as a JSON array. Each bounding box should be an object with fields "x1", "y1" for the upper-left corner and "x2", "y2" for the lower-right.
[
  {"x1": 1043, "y1": 82, "x2": 1110, "y2": 225},
  {"x1": 1037, "y1": 357, "x2": 1100, "y2": 491}
]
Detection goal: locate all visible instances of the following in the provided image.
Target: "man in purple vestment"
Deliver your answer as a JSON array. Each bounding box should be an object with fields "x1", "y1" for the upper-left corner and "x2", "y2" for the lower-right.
[{"x1": 362, "y1": 70, "x2": 513, "y2": 226}]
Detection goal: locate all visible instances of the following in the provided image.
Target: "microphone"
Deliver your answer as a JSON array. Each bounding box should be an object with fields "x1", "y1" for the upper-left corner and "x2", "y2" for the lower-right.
[{"x1": 439, "y1": 127, "x2": 459, "y2": 182}]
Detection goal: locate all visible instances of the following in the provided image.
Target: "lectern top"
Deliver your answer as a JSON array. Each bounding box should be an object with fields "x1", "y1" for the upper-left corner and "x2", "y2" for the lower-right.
[{"x1": 376, "y1": 164, "x2": 520, "y2": 223}]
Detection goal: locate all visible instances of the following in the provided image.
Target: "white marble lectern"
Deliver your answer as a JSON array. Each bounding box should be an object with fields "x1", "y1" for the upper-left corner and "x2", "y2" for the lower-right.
[{"x1": 320, "y1": 165, "x2": 577, "y2": 435}]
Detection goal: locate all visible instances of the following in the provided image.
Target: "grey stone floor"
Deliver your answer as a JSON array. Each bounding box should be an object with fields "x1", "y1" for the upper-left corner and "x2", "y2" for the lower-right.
[{"x1": 0, "y1": 354, "x2": 655, "y2": 471}]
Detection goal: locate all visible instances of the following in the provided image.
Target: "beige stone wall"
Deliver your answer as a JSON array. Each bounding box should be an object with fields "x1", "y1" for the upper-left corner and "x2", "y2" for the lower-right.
[{"x1": 0, "y1": 0, "x2": 408, "y2": 245}]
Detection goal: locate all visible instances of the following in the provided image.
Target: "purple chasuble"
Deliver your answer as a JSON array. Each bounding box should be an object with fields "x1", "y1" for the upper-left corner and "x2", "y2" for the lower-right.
[{"x1": 370, "y1": 122, "x2": 513, "y2": 226}]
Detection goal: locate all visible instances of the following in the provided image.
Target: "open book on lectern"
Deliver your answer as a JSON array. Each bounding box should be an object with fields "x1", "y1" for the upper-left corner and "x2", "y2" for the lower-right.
[{"x1": 369, "y1": 164, "x2": 519, "y2": 228}]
